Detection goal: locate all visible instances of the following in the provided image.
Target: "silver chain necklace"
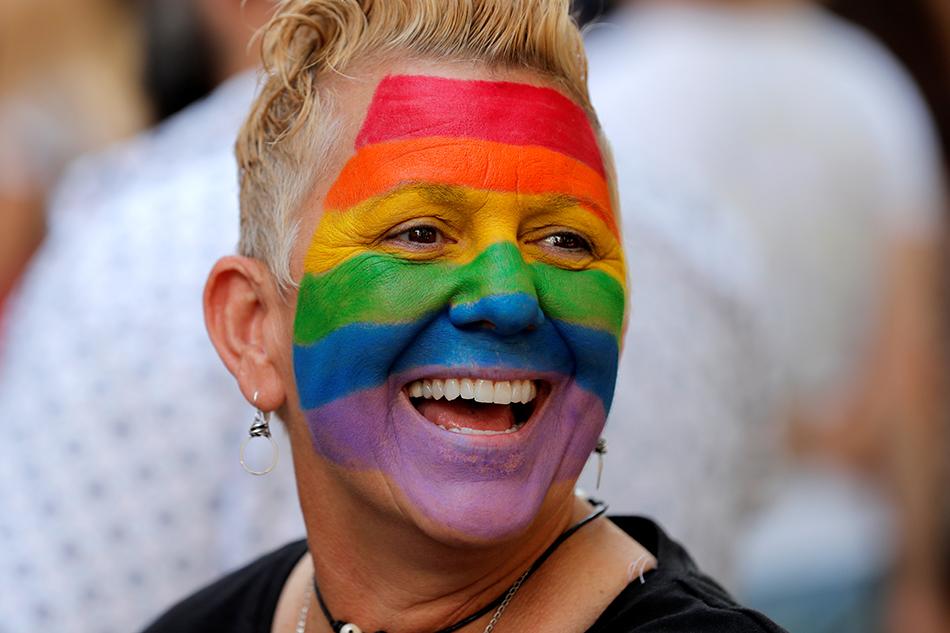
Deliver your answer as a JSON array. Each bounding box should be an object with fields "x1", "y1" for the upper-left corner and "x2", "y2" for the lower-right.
[
  {"x1": 296, "y1": 580, "x2": 313, "y2": 633},
  {"x1": 480, "y1": 568, "x2": 529, "y2": 633}
]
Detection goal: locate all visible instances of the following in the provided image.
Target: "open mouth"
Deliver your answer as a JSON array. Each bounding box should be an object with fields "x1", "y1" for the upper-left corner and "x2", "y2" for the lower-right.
[{"x1": 405, "y1": 378, "x2": 545, "y2": 435}]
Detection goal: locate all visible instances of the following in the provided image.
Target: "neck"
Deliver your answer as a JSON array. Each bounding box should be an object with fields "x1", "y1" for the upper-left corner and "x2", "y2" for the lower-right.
[{"x1": 297, "y1": 469, "x2": 581, "y2": 632}]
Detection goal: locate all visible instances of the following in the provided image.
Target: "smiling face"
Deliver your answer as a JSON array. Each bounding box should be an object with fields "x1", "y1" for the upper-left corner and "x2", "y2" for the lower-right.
[{"x1": 291, "y1": 71, "x2": 625, "y2": 542}]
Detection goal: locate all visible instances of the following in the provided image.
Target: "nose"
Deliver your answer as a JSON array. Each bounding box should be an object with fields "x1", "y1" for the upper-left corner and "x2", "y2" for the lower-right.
[
  {"x1": 448, "y1": 243, "x2": 544, "y2": 336},
  {"x1": 449, "y1": 294, "x2": 544, "y2": 336}
]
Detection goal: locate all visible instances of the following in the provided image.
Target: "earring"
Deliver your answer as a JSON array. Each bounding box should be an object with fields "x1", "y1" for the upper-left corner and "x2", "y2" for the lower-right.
[
  {"x1": 240, "y1": 391, "x2": 279, "y2": 476},
  {"x1": 594, "y1": 437, "x2": 607, "y2": 490}
]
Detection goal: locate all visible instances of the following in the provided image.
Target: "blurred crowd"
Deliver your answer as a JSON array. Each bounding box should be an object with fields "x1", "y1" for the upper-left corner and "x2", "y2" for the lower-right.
[{"x1": 0, "y1": 1, "x2": 947, "y2": 632}]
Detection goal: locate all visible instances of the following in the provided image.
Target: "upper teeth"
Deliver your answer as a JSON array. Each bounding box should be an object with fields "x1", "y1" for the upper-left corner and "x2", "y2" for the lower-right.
[{"x1": 408, "y1": 378, "x2": 537, "y2": 405}]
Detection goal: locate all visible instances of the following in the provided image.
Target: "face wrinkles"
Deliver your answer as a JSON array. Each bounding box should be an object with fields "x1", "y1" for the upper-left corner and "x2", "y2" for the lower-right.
[{"x1": 292, "y1": 74, "x2": 626, "y2": 541}]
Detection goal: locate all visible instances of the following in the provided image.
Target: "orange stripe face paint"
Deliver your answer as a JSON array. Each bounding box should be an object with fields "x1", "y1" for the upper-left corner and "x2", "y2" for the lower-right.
[
  {"x1": 293, "y1": 74, "x2": 625, "y2": 540},
  {"x1": 325, "y1": 138, "x2": 618, "y2": 236}
]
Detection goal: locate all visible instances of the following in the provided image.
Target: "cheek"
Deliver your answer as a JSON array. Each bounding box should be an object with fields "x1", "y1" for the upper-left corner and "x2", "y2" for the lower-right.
[
  {"x1": 532, "y1": 263, "x2": 625, "y2": 411},
  {"x1": 293, "y1": 253, "x2": 458, "y2": 409}
]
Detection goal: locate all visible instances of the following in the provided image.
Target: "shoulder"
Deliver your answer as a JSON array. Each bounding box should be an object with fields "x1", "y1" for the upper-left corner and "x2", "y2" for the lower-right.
[
  {"x1": 589, "y1": 517, "x2": 786, "y2": 633},
  {"x1": 142, "y1": 539, "x2": 307, "y2": 633},
  {"x1": 592, "y1": 575, "x2": 786, "y2": 632}
]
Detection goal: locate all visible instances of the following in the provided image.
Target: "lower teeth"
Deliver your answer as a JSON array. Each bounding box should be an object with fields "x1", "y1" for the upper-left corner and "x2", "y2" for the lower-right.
[{"x1": 438, "y1": 423, "x2": 525, "y2": 435}]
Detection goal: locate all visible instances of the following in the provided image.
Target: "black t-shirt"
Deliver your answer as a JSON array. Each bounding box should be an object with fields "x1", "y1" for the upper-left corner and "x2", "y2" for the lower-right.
[{"x1": 143, "y1": 516, "x2": 786, "y2": 633}]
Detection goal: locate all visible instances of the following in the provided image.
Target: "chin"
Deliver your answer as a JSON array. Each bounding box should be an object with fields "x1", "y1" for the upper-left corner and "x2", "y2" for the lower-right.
[
  {"x1": 309, "y1": 366, "x2": 605, "y2": 544},
  {"x1": 398, "y1": 478, "x2": 556, "y2": 546}
]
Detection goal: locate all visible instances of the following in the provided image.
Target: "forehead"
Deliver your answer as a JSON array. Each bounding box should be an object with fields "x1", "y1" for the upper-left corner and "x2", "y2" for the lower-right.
[{"x1": 315, "y1": 73, "x2": 615, "y2": 234}]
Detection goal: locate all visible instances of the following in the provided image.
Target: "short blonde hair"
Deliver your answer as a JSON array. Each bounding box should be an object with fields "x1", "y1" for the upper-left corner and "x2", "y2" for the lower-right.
[{"x1": 237, "y1": 0, "x2": 599, "y2": 289}]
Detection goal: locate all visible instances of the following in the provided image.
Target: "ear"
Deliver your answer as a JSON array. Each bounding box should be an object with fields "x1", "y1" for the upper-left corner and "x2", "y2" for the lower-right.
[{"x1": 203, "y1": 256, "x2": 289, "y2": 412}]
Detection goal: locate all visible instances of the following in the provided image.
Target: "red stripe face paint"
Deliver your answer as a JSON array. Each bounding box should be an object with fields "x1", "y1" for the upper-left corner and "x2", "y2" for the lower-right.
[{"x1": 355, "y1": 75, "x2": 606, "y2": 177}]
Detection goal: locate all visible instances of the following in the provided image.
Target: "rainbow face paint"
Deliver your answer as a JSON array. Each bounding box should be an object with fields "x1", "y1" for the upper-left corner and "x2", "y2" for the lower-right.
[{"x1": 293, "y1": 75, "x2": 626, "y2": 540}]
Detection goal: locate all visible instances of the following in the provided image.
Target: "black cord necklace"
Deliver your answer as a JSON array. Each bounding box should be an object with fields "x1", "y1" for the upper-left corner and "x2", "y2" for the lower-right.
[{"x1": 311, "y1": 502, "x2": 608, "y2": 633}]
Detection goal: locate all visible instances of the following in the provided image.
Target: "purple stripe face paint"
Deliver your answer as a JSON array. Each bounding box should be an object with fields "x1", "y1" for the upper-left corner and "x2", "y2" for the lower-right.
[
  {"x1": 293, "y1": 74, "x2": 624, "y2": 541},
  {"x1": 304, "y1": 368, "x2": 607, "y2": 539}
]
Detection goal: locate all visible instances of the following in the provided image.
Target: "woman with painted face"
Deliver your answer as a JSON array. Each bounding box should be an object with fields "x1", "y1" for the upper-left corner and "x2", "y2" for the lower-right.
[{"x1": 143, "y1": 1, "x2": 786, "y2": 632}]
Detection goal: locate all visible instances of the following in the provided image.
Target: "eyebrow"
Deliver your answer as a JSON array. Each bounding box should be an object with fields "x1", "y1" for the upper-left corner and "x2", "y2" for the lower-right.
[
  {"x1": 365, "y1": 185, "x2": 585, "y2": 217},
  {"x1": 416, "y1": 184, "x2": 469, "y2": 207},
  {"x1": 520, "y1": 194, "x2": 582, "y2": 214},
  {"x1": 368, "y1": 183, "x2": 468, "y2": 207},
  {"x1": 413, "y1": 187, "x2": 581, "y2": 213}
]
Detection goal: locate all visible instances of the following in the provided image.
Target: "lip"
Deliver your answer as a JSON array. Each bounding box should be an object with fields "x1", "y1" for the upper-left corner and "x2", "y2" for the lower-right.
[{"x1": 392, "y1": 368, "x2": 560, "y2": 443}]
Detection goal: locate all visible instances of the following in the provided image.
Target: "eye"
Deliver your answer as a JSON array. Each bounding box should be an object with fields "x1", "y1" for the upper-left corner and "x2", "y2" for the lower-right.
[
  {"x1": 383, "y1": 222, "x2": 450, "y2": 251},
  {"x1": 540, "y1": 231, "x2": 593, "y2": 254},
  {"x1": 399, "y1": 225, "x2": 442, "y2": 244}
]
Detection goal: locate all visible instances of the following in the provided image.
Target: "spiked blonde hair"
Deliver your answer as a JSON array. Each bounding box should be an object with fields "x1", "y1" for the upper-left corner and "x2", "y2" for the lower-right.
[{"x1": 236, "y1": 0, "x2": 601, "y2": 289}]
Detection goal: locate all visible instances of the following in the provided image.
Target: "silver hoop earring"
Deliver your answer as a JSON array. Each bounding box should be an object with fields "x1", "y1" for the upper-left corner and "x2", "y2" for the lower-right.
[
  {"x1": 240, "y1": 391, "x2": 279, "y2": 476},
  {"x1": 594, "y1": 437, "x2": 607, "y2": 490}
]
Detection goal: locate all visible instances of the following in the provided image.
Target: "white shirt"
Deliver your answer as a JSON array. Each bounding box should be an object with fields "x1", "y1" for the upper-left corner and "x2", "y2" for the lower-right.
[
  {"x1": 579, "y1": 2, "x2": 944, "y2": 583},
  {"x1": 0, "y1": 72, "x2": 303, "y2": 633}
]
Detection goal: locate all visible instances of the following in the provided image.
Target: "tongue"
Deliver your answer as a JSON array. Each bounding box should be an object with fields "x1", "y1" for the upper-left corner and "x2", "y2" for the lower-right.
[{"x1": 416, "y1": 399, "x2": 516, "y2": 432}]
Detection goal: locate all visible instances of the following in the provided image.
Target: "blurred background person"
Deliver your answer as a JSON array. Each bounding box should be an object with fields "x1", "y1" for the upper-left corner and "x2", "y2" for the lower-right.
[
  {"x1": 574, "y1": 132, "x2": 779, "y2": 587},
  {"x1": 0, "y1": 0, "x2": 147, "y2": 335},
  {"x1": 575, "y1": 0, "x2": 948, "y2": 632},
  {"x1": 0, "y1": 2, "x2": 305, "y2": 633}
]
